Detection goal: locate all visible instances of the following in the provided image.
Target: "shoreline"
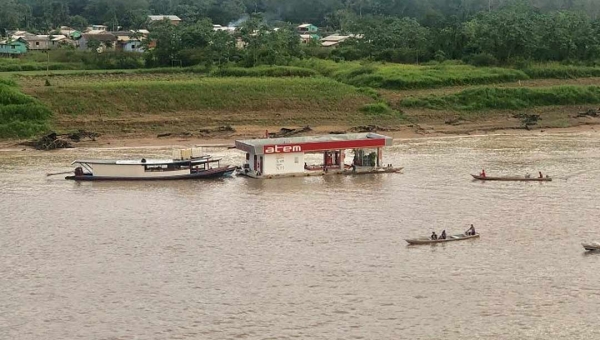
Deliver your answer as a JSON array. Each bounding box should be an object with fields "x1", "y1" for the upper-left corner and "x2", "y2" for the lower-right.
[{"x1": 1, "y1": 122, "x2": 599, "y2": 151}]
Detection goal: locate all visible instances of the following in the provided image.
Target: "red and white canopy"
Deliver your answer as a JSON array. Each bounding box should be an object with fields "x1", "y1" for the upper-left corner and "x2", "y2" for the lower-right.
[{"x1": 235, "y1": 133, "x2": 393, "y2": 155}]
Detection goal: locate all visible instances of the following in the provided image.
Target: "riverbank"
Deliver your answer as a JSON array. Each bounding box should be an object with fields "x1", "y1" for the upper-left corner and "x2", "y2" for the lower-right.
[{"x1": 2, "y1": 121, "x2": 599, "y2": 151}]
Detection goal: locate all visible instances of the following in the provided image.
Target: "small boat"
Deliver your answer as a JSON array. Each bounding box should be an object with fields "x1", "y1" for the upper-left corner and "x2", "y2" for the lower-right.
[
  {"x1": 582, "y1": 242, "x2": 600, "y2": 251},
  {"x1": 471, "y1": 174, "x2": 552, "y2": 182},
  {"x1": 65, "y1": 148, "x2": 235, "y2": 181},
  {"x1": 405, "y1": 233, "x2": 480, "y2": 245}
]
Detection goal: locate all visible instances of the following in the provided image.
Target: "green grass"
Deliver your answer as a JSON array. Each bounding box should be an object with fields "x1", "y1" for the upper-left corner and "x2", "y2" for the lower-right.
[
  {"x1": 293, "y1": 59, "x2": 530, "y2": 90},
  {"x1": 523, "y1": 63, "x2": 600, "y2": 79},
  {"x1": 0, "y1": 84, "x2": 52, "y2": 138},
  {"x1": 31, "y1": 77, "x2": 374, "y2": 116},
  {"x1": 400, "y1": 86, "x2": 600, "y2": 111},
  {"x1": 210, "y1": 66, "x2": 318, "y2": 77}
]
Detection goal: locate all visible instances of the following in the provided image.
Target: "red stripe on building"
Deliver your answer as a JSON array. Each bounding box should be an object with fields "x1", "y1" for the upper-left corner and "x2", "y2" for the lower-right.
[{"x1": 263, "y1": 139, "x2": 386, "y2": 154}]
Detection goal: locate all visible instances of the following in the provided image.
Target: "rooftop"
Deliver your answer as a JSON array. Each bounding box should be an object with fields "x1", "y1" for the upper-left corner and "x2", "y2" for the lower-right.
[
  {"x1": 149, "y1": 15, "x2": 181, "y2": 21},
  {"x1": 235, "y1": 133, "x2": 393, "y2": 154}
]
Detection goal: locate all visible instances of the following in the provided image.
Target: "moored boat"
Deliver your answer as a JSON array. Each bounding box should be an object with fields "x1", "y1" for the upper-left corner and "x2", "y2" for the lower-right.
[
  {"x1": 471, "y1": 174, "x2": 552, "y2": 182},
  {"x1": 65, "y1": 148, "x2": 235, "y2": 181},
  {"x1": 582, "y1": 242, "x2": 600, "y2": 251},
  {"x1": 405, "y1": 233, "x2": 480, "y2": 245}
]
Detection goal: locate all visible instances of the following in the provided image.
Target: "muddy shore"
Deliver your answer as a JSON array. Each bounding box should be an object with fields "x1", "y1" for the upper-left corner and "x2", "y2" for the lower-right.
[{"x1": 2, "y1": 122, "x2": 599, "y2": 151}]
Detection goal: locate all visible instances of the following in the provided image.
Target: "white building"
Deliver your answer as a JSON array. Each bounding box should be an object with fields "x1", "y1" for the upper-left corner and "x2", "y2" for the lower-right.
[{"x1": 235, "y1": 133, "x2": 396, "y2": 179}]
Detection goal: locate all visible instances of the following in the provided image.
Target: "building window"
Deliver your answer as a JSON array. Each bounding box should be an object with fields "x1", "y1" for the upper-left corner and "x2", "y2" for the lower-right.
[
  {"x1": 11, "y1": 46, "x2": 15, "y2": 49},
  {"x1": 35, "y1": 42, "x2": 39, "y2": 46}
]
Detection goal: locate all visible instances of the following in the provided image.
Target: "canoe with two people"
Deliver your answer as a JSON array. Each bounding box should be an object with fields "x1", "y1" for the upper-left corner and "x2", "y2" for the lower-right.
[
  {"x1": 472, "y1": 169, "x2": 552, "y2": 181},
  {"x1": 405, "y1": 225, "x2": 480, "y2": 245}
]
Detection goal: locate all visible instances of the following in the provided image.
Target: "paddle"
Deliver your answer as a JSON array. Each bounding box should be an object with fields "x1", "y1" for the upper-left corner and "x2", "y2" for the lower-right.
[{"x1": 46, "y1": 171, "x2": 72, "y2": 177}]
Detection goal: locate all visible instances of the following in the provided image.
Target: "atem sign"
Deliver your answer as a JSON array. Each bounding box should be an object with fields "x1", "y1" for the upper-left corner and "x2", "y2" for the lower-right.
[
  {"x1": 264, "y1": 145, "x2": 302, "y2": 154},
  {"x1": 262, "y1": 139, "x2": 388, "y2": 154}
]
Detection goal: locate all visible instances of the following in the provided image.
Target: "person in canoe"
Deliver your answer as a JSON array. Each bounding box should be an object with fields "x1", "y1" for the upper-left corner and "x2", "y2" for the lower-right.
[
  {"x1": 431, "y1": 232, "x2": 438, "y2": 240},
  {"x1": 439, "y1": 230, "x2": 447, "y2": 240},
  {"x1": 480, "y1": 169, "x2": 486, "y2": 178},
  {"x1": 466, "y1": 224, "x2": 476, "y2": 236},
  {"x1": 538, "y1": 171, "x2": 543, "y2": 178}
]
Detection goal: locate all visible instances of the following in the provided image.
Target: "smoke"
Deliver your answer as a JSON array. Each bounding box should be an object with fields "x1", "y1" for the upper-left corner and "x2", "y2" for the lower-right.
[{"x1": 228, "y1": 15, "x2": 249, "y2": 27}]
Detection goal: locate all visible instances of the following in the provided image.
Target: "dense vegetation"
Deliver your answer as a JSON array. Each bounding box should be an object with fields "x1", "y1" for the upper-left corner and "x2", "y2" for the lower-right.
[
  {"x1": 4, "y1": 0, "x2": 600, "y2": 66},
  {"x1": 400, "y1": 86, "x2": 600, "y2": 111},
  {"x1": 0, "y1": 78, "x2": 52, "y2": 138}
]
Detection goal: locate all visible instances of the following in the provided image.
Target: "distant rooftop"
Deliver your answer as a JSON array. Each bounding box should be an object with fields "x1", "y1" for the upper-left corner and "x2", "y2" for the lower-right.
[{"x1": 149, "y1": 15, "x2": 181, "y2": 21}]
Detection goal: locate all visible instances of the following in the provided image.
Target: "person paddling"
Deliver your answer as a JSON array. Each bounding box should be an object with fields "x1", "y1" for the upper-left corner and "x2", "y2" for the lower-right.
[
  {"x1": 431, "y1": 232, "x2": 438, "y2": 240},
  {"x1": 439, "y1": 230, "x2": 447, "y2": 240},
  {"x1": 480, "y1": 169, "x2": 486, "y2": 178},
  {"x1": 466, "y1": 224, "x2": 476, "y2": 236},
  {"x1": 538, "y1": 171, "x2": 543, "y2": 178}
]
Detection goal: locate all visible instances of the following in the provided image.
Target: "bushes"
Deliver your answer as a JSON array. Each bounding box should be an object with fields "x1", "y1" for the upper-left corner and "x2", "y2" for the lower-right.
[
  {"x1": 0, "y1": 84, "x2": 52, "y2": 138},
  {"x1": 210, "y1": 66, "x2": 318, "y2": 78},
  {"x1": 464, "y1": 53, "x2": 498, "y2": 67},
  {"x1": 0, "y1": 62, "x2": 82, "y2": 72},
  {"x1": 400, "y1": 86, "x2": 600, "y2": 111},
  {"x1": 0, "y1": 78, "x2": 17, "y2": 87},
  {"x1": 293, "y1": 59, "x2": 529, "y2": 89},
  {"x1": 523, "y1": 63, "x2": 600, "y2": 79},
  {"x1": 359, "y1": 102, "x2": 393, "y2": 115}
]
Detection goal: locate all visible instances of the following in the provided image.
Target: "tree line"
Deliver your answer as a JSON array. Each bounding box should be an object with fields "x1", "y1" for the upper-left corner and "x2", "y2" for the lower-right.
[{"x1": 3, "y1": 0, "x2": 600, "y2": 66}]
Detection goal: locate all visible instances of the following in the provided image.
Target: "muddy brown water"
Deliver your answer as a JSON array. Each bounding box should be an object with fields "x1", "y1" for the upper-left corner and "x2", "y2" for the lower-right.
[{"x1": 1, "y1": 133, "x2": 600, "y2": 339}]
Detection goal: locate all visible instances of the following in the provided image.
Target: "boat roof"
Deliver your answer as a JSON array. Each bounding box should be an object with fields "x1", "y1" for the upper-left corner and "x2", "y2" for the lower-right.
[
  {"x1": 72, "y1": 157, "x2": 218, "y2": 166},
  {"x1": 235, "y1": 133, "x2": 393, "y2": 155}
]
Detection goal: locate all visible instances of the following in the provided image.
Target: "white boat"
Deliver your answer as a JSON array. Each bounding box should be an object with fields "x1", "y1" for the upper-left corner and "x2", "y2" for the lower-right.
[
  {"x1": 65, "y1": 148, "x2": 235, "y2": 181},
  {"x1": 582, "y1": 242, "x2": 600, "y2": 251}
]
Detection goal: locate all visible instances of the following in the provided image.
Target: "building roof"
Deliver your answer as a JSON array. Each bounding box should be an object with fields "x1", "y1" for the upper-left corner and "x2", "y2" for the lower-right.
[
  {"x1": 0, "y1": 39, "x2": 26, "y2": 45},
  {"x1": 82, "y1": 33, "x2": 117, "y2": 41},
  {"x1": 235, "y1": 133, "x2": 393, "y2": 155},
  {"x1": 51, "y1": 35, "x2": 68, "y2": 41},
  {"x1": 149, "y1": 15, "x2": 181, "y2": 21},
  {"x1": 20, "y1": 35, "x2": 50, "y2": 41},
  {"x1": 298, "y1": 23, "x2": 316, "y2": 28}
]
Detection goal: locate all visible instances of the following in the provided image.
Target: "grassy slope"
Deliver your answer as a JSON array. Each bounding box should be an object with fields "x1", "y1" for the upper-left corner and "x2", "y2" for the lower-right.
[
  {"x1": 0, "y1": 77, "x2": 53, "y2": 138},
  {"x1": 7, "y1": 60, "x2": 600, "y2": 138},
  {"x1": 21, "y1": 74, "x2": 390, "y2": 136}
]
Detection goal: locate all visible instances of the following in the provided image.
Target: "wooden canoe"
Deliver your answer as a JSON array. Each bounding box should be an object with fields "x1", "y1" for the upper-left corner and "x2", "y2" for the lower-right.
[
  {"x1": 471, "y1": 174, "x2": 552, "y2": 182},
  {"x1": 582, "y1": 242, "x2": 600, "y2": 251},
  {"x1": 405, "y1": 233, "x2": 480, "y2": 245}
]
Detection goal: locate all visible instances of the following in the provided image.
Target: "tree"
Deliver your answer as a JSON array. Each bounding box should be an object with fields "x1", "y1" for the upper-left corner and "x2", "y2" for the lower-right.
[
  {"x1": 70, "y1": 15, "x2": 89, "y2": 31},
  {"x1": 87, "y1": 38, "x2": 101, "y2": 51}
]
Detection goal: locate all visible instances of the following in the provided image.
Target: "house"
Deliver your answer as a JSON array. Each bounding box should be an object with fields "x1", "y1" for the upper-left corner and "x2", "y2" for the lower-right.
[
  {"x1": 320, "y1": 34, "x2": 361, "y2": 48},
  {"x1": 297, "y1": 24, "x2": 318, "y2": 33},
  {"x1": 50, "y1": 35, "x2": 76, "y2": 49},
  {"x1": 148, "y1": 15, "x2": 181, "y2": 25},
  {"x1": 88, "y1": 25, "x2": 108, "y2": 32},
  {"x1": 0, "y1": 39, "x2": 27, "y2": 56},
  {"x1": 213, "y1": 25, "x2": 236, "y2": 33},
  {"x1": 79, "y1": 33, "x2": 117, "y2": 51},
  {"x1": 299, "y1": 34, "x2": 319, "y2": 44},
  {"x1": 110, "y1": 31, "x2": 145, "y2": 53},
  {"x1": 20, "y1": 35, "x2": 51, "y2": 50},
  {"x1": 59, "y1": 26, "x2": 82, "y2": 40},
  {"x1": 8, "y1": 30, "x2": 34, "y2": 38}
]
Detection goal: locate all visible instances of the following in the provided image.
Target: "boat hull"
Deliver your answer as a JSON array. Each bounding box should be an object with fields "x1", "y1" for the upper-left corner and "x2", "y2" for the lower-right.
[
  {"x1": 471, "y1": 174, "x2": 551, "y2": 181},
  {"x1": 405, "y1": 233, "x2": 480, "y2": 245},
  {"x1": 582, "y1": 243, "x2": 600, "y2": 251},
  {"x1": 66, "y1": 167, "x2": 235, "y2": 181}
]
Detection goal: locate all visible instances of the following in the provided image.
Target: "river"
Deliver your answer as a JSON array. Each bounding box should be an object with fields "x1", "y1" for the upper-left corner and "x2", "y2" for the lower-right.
[{"x1": 1, "y1": 132, "x2": 600, "y2": 339}]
